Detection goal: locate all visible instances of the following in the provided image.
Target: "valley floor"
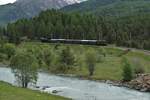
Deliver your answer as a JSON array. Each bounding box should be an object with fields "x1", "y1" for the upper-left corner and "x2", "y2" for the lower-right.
[{"x1": 1, "y1": 42, "x2": 150, "y2": 81}]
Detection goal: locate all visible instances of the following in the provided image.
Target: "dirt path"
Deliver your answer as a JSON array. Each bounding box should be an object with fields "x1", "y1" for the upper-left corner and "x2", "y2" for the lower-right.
[{"x1": 110, "y1": 46, "x2": 150, "y2": 56}]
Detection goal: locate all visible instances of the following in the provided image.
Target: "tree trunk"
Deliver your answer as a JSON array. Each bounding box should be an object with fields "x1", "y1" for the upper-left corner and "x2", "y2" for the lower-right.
[{"x1": 89, "y1": 64, "x2": 95, "y2": 76}]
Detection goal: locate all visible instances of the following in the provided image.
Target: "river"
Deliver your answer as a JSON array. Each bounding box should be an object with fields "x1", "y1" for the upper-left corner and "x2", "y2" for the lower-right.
[{"x1": 0, "y1": 67, "x2": 150, "y2": 100}]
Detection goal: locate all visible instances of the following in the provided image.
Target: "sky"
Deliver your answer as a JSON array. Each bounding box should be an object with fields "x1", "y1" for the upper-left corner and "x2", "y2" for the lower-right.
[{"x1": 0, "y1": 0, "x2": 16, "y2": 5}]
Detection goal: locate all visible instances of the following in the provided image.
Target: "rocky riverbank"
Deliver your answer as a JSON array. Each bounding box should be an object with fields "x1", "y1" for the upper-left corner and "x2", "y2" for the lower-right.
[
  {"x1": 123, "y1": 74, "x2": 150, "y2": 92},
  {"x1": 57, "y1": 73, "x2": 150, "y2": 92},
  {"x1": 105, "y1": 74, "x2": 150, "y2": 92}
]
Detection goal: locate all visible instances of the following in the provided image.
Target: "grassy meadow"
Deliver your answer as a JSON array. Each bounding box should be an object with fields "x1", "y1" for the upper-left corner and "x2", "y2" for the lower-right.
[
  {"x1": 0, "y1": 81, "x2": 70, "y2": 100},
  {"x1": 17, "y1": 42, "x2": 150, "y2": 80},
  {"x1": 0, "y1": 42, "x2": 150, "y2": 81}
]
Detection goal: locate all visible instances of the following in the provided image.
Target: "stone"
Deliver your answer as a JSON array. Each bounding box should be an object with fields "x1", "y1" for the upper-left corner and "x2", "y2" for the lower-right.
[
  {"x1": 128, "y1": 74, "x2": 150, "y2": 92},
  {"x1": 52, "y1": 90, "x2": 60, "y2": 94}
]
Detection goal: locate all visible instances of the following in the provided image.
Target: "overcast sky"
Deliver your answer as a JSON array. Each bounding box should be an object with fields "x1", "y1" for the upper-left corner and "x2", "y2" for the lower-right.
[{"x1": 0, "y1": 0, "x2": 16, "y2": 5}]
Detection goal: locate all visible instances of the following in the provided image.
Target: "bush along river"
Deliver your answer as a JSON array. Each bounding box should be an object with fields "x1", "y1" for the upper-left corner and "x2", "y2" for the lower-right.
[{"x1": 0, "y1": 67, "x2": 150, "y2": 100}]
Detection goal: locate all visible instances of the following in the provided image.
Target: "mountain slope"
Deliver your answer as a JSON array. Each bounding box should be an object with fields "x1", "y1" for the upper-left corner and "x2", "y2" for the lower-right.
[
  {"x1": 0, "y1": 0, "x2": 83, "y2": 25},
  {"x1": 62, "y1": 0, "x2": 150, "y2": 16}
]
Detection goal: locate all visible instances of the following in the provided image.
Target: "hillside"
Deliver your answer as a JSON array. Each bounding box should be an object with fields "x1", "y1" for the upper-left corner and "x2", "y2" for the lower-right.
[
  {"x1": 1, "y1": 0, "x2": 150, "y2": 24},
  {"x1": 3, "y1": 9, "x2": 149, "y2": 50},
  {"x1": 0, "y1": 0, "x2": 83, "y2": 25},
  {"x1": 62, "y1": 0, "x2": 150, "y2": 16}
]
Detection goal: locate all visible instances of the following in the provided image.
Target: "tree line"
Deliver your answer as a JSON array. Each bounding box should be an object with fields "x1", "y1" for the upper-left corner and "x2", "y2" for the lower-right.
[{"x1": 0, "y1": 9, "x2": 149, "y2": 50}]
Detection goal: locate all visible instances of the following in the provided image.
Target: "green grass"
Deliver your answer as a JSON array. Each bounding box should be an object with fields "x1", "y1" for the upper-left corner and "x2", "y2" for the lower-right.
[
  {"x1": 45, "y1": 43, "x2": 149, "y2": 81},
  {"x1": 17, "y1": 42, "x2": 150, "y2": 80},
  {"x1": 1, "y1": 42, "x2": 150, "y2": 81},
  {"x1": 68, "y1": 46, "x2": 124, "y2": 80},
  {"x1": 0, "y1": 81, "x2": 69, "y2": 100}
]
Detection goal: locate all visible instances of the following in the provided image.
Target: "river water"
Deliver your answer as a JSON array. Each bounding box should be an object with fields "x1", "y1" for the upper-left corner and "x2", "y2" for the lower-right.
[{"x1": 0, "y1": 67, "x2": 150, "y2": 100}]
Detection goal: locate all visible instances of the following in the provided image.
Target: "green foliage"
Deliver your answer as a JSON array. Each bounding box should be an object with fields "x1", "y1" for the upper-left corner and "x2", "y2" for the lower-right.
[
  {"x1": 96, "y1": 48, "x2": 106, "y2": 62},
  {"x1": 0, "y1": 37, "x2": 8, "y2": 47},
  {"x1": 56, "y1": 46, "x2": 75, "y2": 73},
  {"x1": 18, "y1": 43, "x2": 53, "y2": 69},
  {"x1": 0, "y1": 53, "x2": 7, "y2": 62},
  {"x1": 38, "y1": 48, "x2": 52, "y2": 69},
  {"x1": 122, "y1": 57, "x2": 133, "y2": 81},
  {"x1": 1, "y1": 43, "x2": 16, "y2": 59},
  {"x1": 4, "y1": 9, "x2": 150, "y2": 50},
  {"x1": 0, "y1": 42, "x2": 150, "y2": 81},
  {"x1": 10, "y1": 50, "x2": 39, "y2": 88},
  {"x1": 63, "y1": 0, "x2": 150, "y2": 17},
  {"x1": 85, "y1": 49, "x2": 97, "y2": 76},
  {"x1": 132, "y1": 58, "x2": 145, "y2": 74}
]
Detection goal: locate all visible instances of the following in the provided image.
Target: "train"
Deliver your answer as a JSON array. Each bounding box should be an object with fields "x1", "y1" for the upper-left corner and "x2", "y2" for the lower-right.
[{"x1": 40, "y1": 38, "x2": 107, "y2": 46}]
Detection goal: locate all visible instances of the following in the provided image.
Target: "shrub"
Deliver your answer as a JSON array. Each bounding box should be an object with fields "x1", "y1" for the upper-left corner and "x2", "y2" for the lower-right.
[
  {"x1": 0, "y1": 53, "x2": 7, "y2": 62},
  {"x1": 132, "y1": 58, "x2": 145, "y2": 74},
  {"x1": 85, "y1": 50, "x2": 97, "y2": 76},
  {"x1": 10, "y1": 50, "x2": 38, "y2": 88},
  {"x1": 122, "y1": 57, "x2": 133, "y2": 82},
  {"x1": 1, "y1": 43, "x2": 16, "y2": 59},
  {"x1": 57, "y1": 46, "x2": 75, "y2": 73},
  {"x1": 96, "y1": 48, "x2": 105, "y2": 63}
]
